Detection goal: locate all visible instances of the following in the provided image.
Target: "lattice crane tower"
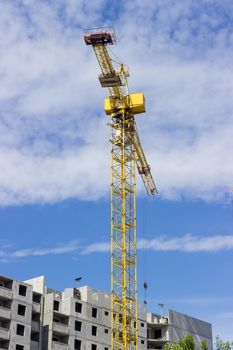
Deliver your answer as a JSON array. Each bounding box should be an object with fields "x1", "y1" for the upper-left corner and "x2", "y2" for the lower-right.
[{"x1": 84, "y1": 28, "x2": 158, "y2": 350}]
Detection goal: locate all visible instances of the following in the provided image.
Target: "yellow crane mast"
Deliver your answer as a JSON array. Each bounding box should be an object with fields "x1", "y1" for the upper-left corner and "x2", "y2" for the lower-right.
[{"x1": 84, "y1": 28, "x2": 158, "y2": 350}]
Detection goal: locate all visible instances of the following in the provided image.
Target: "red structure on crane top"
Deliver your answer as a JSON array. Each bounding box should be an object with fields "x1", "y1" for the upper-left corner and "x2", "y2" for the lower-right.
[{"x1": 84, "y1": 27, "x2": 116, "y2": 46}]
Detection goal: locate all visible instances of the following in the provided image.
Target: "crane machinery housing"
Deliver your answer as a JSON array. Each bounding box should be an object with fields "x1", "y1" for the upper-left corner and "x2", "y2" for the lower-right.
[{"x1": 84, "y1": 27, "x2": 158, "y2": 350}]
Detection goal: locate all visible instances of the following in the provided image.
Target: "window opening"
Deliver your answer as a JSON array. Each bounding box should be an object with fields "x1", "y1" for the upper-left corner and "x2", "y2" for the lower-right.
[
  {"x1": 92, "y1": 307, "x2": 97, "y2": 318},
  {"x1": 16, "y1": 324, "x2": 25, "y2": 336},
  {"x1": 75, "y1": 302, "x2": 82, "y2": 313},
  {"x1": 18, "y1": 285, "x2": 27, "y2": 297},
  {"x1": 17, "y1": 304, "x2": 26, "y2": 316},
  {"x1": 92, "y1": 325, "x2": 97, "y2": 336}
]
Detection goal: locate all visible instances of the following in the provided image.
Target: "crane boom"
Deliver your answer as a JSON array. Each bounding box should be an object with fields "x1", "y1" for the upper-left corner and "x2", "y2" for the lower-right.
[
  {"x1": 84, "y1": 27, "x2": 158, "y2": 350},
  {"x1": 131, "y1": 123, "x2": 158, "y2": 195},
  {"x1": 84, "y1": 28, "x2": 125, "y2": 98}
]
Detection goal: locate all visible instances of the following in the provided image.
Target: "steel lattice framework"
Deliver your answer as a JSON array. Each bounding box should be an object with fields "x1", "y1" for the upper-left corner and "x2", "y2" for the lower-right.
[
  {"x1": 84, "y1": 28, "x2": 158, "y2": 350},
  {"x1": 111, "y1": 115, "x2": 137, "y2": 350}
]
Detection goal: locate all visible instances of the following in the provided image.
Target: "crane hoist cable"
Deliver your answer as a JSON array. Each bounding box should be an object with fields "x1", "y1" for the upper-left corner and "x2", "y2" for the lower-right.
[
  {"x1": 84, "y1": 27, "x2": 158, "y2": 350},
  {"x1": 230, "y1": 189, "x2": 233, "y2": 226},
  {"x1": 142, "y1": 194, "x2": 148, "y2": 305}
]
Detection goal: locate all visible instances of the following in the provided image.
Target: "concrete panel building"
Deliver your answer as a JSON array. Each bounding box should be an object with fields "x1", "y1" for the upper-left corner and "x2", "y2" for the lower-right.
[
  {"x1": 0, "y1": 275, "x2": 42, "y2": 350},
  {"x1": 147, "y1": 311, "x2": 212, "y2": 350},
  {"x1": 0, "y1": 275, "x2": 212, "y2": 350}
]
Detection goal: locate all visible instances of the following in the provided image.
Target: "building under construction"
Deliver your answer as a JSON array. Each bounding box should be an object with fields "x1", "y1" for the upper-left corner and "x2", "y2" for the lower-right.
[
  {"x1": 0, "y1": 274, "x2": 213, "y2": 350},
  {"x1": 0, "y1": 28, "x2": 214, "y2": 350}
]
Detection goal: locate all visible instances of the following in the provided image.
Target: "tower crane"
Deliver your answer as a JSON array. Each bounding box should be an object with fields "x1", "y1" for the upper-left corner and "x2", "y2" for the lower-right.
[{"x1": 84, "y1": 28, "x2": 158, "y2": 350}]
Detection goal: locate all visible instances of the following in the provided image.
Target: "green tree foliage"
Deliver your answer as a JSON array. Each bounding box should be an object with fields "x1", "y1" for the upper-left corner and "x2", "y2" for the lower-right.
[
  {"x1": 165, "y1": 335, "x2": 195, "y2": 350},
  {"x1": 215, "y1": 336, "x2": 233, "y2": 350},
  {"x1": 200, "y1": 340, "x2": 208, "y2": 350},
  {"x1": 165, "y1": 333, "x2": 233, "y2": 350},
  {"x1": 178, "y1": 335, "x2": 195, "y2": 350}
]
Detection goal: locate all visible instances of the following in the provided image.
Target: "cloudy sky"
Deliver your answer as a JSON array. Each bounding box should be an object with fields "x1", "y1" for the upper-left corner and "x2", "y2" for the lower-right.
[{"x1": 0, "y1": 0, "x2": 233, "y2": 342}]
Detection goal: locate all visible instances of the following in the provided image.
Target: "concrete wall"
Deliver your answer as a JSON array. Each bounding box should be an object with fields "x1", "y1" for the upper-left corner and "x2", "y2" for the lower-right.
[
  {"x1": 9, "y1": 279, "x2": 33, "y2": 350},
  {"x1": 25, "y1": 276, "x2": 45, "y2": 295},
  {"x1": 40, "y1": 285, "x2": 147, "y2": 350},
  {"x1": 168, "y1": 310, "x2": 213, "y2": 350},
  {"x1": 0, "y1": 275, "x2": 213, "y2": 350}
]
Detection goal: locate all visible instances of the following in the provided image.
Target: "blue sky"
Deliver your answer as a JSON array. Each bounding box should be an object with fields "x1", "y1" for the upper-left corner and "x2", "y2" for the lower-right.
[{"x1": 0, "y1": 0, "x2": 233, "y2": 342}]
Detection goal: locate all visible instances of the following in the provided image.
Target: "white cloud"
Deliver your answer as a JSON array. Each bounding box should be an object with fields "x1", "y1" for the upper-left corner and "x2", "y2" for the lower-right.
[
  {"x1": 3, "y1": 234, "x2": 233, "y2": 262},
  {"x1": 0, "y1": 140, "x2": 109, "y2": 205},
  {"x1": 81, "y1": 242, "x2": 110, "y2": 255},
  {"x1": 140, "y1": 234, "x2": 233, "y2": 252},
  {"x1": 0, "y1": 0, "x2": 233, "y2": 205},
  {"x1": 0, "y1": 240, "x2": 78, "y2": 261},
  {"x1": 81, "y1": 234, "x2": 233, "y2": 254}
]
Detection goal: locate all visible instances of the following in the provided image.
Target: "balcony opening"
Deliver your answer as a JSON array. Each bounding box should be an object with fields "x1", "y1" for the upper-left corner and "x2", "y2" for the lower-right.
[
  {"x1": 53, "y1": 315, "x2": 69, "y2": 325},
  {"x1": 32, "y1": 312, "x2": 40, "y2": 322},
  {"x1": 0, "y1": 277, "x2": 13, "y2": 290},
  {"x1": 52, "y1": 335, "x2": 69, "y2": 344},
  {"x1": 33, "y1": 293, "x2": 41, "y2": 304},
  {"x1": 154, "y1": 329, "x2": 162, "y2": 339},
  {"x1": 16, "y1": 324, "x2": 25, "y2": 336},
  {"x1": 92, "y1": 307, "x2": 97, "y2": 318},
  {"x1": 18, "y1": 285, "x2": 27, "y2": 297},
  {"x1": 0, "y1": 320, "x2": 10, "y2": 330},
  {"x1": 0, "y1": 299, "x2": 11, "y2": 309},
  {"x1": 18, "y1": 304, "x2": 26, "y2": 316},
  {"x1": 0, "y1": 340, "x2": 9, "y2": 350},
  {"x1": 31, "y1": 331, "x2": 40, "y2": 342}
]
